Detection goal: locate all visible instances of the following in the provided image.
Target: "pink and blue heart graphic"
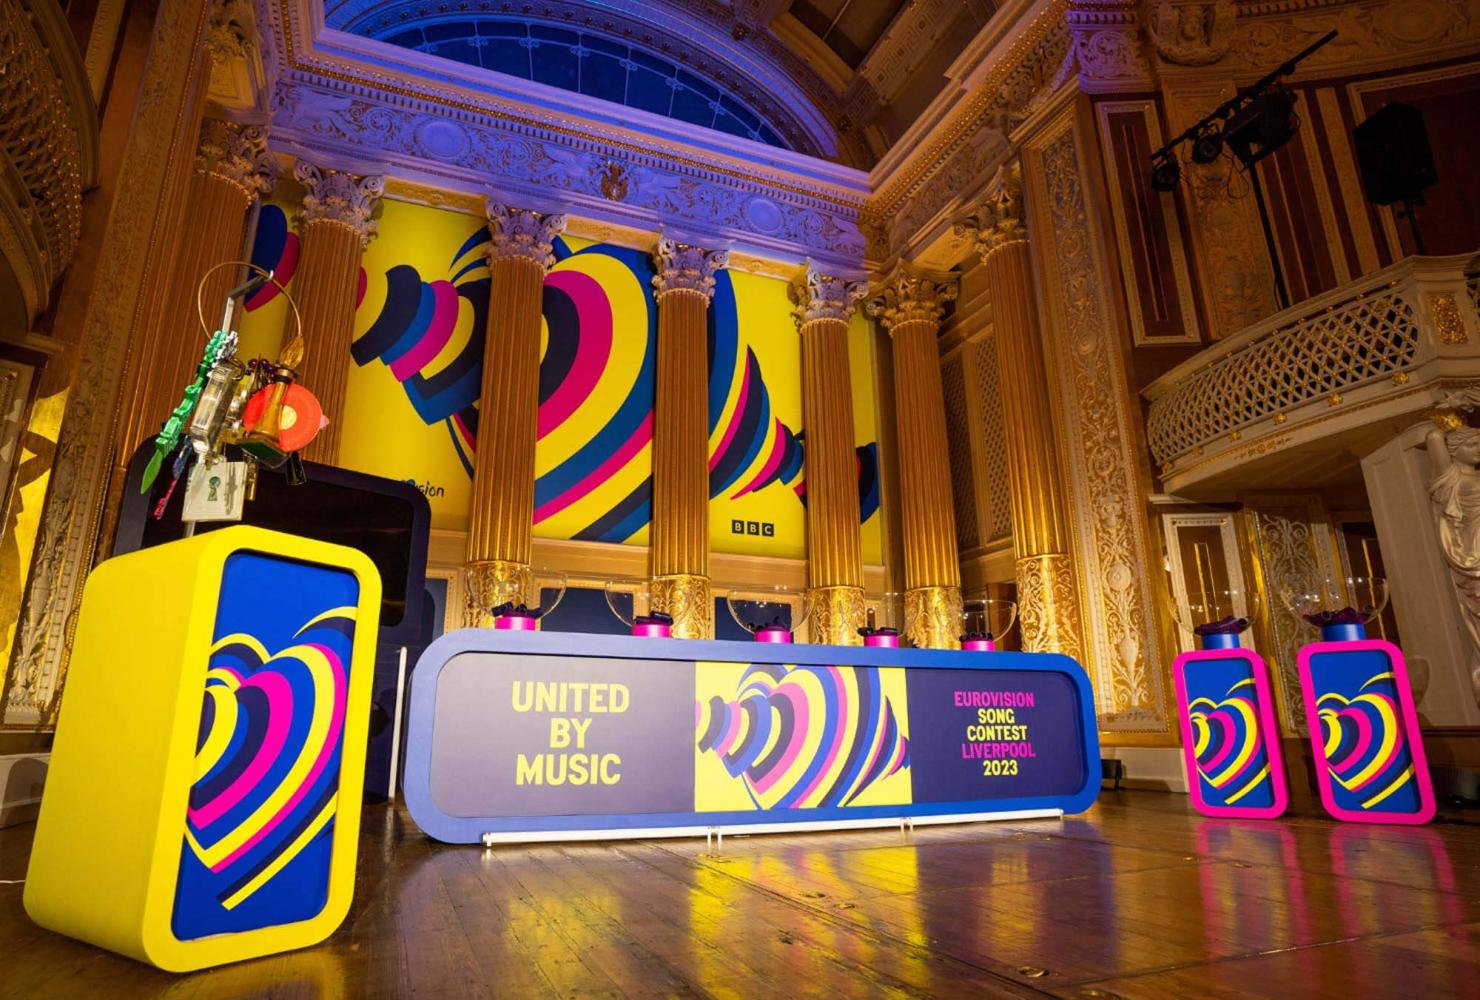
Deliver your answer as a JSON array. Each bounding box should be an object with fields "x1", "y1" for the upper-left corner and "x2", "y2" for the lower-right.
[
  {"x1": 696, "y1": 664, "x2": 908, "y2": 810},
  {"x1": 1316, "y1": 672, "x2": 1417, "y2": 813},
  {"x1": 172, "y1": 554, "x2": 359, "y2": 940},
  {"x1": 1188, "y1": 680, "x2": 1273, "y2": 809}
]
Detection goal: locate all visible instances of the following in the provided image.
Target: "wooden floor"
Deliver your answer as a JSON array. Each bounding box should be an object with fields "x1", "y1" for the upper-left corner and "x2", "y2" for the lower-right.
[{"x1": 3, "y1": 791, "x2": 1480, "y2": 998}]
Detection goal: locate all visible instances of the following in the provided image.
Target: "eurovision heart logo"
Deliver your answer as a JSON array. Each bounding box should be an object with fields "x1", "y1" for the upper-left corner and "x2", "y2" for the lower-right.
[
  {"x1": 1188, "y1": 679, "x2": 1270, "y2": 805},
  {"x1": 695, "y1": 664, "x2": 908, "y2": 810},
  {"x1": 1315, "y1": 673, "x2": 1411, "y2": 810},
  {"x1": 185, "y1": 608, "x2": 355, "y2": 911}
]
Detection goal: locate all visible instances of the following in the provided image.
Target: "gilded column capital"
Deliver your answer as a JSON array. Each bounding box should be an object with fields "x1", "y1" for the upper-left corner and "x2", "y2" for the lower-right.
[
  {"x1": 788, "y1": 261, "x2": 867, "y2": 329},
  {"x1": 486, "y1": 200, "x2": 568, "y2": 269},
  {"x1": 292, "y1": 160, "x2": 384, "y2": 247},
  {"x1": 865, "y1": 263, "x2": 959, "y2": 333},
  {"x1": 653, "y1": 236, "x2": 729, "y2": 301},
  {"x1": 955, "y1": 163, "x2": 1027, "y2": 263},
  {"x1": 194, "y1": 119, "x2": 275, "y2": 201}
]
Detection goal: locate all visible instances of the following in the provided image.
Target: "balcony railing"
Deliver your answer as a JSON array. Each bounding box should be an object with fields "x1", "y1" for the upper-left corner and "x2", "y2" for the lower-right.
[{"x1": 1145, "y1": 254, "x2": 1480, "y2": 494}]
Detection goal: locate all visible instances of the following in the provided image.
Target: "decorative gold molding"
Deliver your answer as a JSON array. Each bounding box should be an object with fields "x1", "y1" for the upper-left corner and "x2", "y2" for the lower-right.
[
  {"x1": 1017, "y1": 553, "x2": 1085, "y2": 659},
  {"x1": 1432, "y1": 291, "x2": 1468, "y2": 344},
  {"x1": 651, "y1": 572, "x2": 713, "y2": 639},
  {"x1": 463, "y1": 558, "x2": 535, "y2": 627},
  {"x1": 1026, "y1": 105, "x2": 1169, "y2": 736},
  {"x1": 905, "y1": 584, "x2": 963, "y2": 649},
  {"x1": 7, "y1": 0, "x2": 216, "y2": 728},
  {"x1": 807, "y1": 585, "x2": 866, "y2": 645}
]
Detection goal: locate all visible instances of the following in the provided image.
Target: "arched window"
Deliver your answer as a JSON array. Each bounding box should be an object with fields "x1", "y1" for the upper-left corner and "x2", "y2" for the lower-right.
[{"x1": 374, "y1": 18, "x2": 791, "y2": 149}]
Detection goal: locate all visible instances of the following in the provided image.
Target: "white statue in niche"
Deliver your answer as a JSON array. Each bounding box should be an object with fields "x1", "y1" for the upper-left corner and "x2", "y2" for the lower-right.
[{"x1": 1425, "y1": 410, "x2": 1480, "y2": 708}]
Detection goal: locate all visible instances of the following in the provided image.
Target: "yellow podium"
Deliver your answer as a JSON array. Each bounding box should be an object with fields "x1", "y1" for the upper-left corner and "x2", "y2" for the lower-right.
[{"x1": 25, "y1": 526, "x2": 381, "y2": 971}]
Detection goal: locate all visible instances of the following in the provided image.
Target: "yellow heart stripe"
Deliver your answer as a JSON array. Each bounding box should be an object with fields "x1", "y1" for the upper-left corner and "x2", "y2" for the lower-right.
[
  {"x1": 294, "y1": 606, "x2": 358, "y2": 636},
  {"x1": 186, "y1": 642, "x2": 339, "y2": 869},
  {"x1": 1191, "y1": 715, "x2": 1210, "y2": 758},
  {"x1": 194, "y1": 675, "x2": 241, "y2": 782},
  {"x1": 1317, "y1": 689, "x2": 1401, "y2": 792},
  {"x1": 1224, "y1": 763, "x2": 1271, "y2": 804},
  {"x1": 1188, "y1": 697, "x2": 1259, "y2": 788},
  {"x1": 210, "y1": 633, "x2": 270, "y2": 663},
  {"x1": 220, "y1": 794, "x2": 338, "y2": 911},
  {"x1": 1361, "y1": 765, "x2": 1414, "y2": 809}
]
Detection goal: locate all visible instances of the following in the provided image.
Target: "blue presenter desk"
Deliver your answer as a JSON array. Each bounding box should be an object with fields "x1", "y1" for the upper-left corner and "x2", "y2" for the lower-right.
[{"x1": 403, "y1": 631, "x2": 1101, "y2": 844}]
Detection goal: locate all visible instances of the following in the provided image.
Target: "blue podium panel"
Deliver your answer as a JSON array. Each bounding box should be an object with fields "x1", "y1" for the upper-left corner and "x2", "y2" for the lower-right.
[{"x1": 403, "y1": 631, "x2": 1101, "y2": 843}]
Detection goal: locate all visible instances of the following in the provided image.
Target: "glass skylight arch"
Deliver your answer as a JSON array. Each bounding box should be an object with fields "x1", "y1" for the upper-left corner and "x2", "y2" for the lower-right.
[{"x1": 372, "y1": 17, "x2": 791, "y2": 149}]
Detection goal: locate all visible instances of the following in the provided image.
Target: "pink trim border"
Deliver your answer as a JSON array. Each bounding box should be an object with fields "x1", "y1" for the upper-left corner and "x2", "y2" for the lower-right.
[
  {"x1": 1173, "y1": 648, "x2": 1289, "y2": 819},
  {"x1": 1297, "y1": 639, "x2": 1436, "y2": 825}
]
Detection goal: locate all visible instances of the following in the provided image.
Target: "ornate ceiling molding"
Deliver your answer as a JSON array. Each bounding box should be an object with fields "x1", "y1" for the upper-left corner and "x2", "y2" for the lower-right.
[{"x1": 263, "y1": 0, "x2": 869, "y2": 271}]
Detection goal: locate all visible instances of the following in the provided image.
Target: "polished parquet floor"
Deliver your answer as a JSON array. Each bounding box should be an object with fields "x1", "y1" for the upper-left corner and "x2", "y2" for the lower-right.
[{"x1": 3, "y1": 790, "x2": 1479, "y2": 998}]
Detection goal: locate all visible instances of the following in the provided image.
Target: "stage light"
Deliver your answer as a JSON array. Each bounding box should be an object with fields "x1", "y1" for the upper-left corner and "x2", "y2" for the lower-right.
[
  {"x1": 1225, "y1": 88, "x2": 1298, "y2": 167},
  {"x1": 1191, "y1": 127, "x2": 1224, "y2": 164},
  {"x1": 1150, "y1": 155, "x2": 1181, "y2": 192}
]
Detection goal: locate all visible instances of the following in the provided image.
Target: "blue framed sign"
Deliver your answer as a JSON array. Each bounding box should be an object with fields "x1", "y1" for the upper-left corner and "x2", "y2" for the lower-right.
[{"x1": 402, "y1": 631, "x2": 1101, "y2": 843}]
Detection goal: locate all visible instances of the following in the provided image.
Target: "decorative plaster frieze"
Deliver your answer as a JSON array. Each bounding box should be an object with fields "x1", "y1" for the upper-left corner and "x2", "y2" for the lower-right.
[
  {"x1": 269, "y1": 77, "x2": 867, "y2": 269},
  {"x1": 1064, "y1": 0, "x2": 1157, "y2": 91},
  {"x1": 1229, "y1": 0, "x2": 1479, "y2": 75},
  {"x1": 1148, "y1": 0, "x2": 1237, "y2": 65}
]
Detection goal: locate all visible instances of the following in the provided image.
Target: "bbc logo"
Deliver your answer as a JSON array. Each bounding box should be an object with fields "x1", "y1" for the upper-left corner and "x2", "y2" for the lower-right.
[{"x1": 731, "y1": 519, "x2": 775, "y2": 537}]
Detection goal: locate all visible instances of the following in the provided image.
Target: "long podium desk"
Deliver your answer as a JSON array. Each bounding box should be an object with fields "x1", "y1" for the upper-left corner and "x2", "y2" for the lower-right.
[{"x1": 403, "y1": 631, "x2": 1101, "y2": 844}]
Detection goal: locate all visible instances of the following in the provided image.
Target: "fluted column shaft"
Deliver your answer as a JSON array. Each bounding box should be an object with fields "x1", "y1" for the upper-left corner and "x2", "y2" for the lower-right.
[
  {"x1": 288, "y1": 161, "x2": 383, "y2": 464},
  {"x1": 463, "y1": 204, "x2": 567, "y2": 622},
  {"x1": 792, "y1": 264, "x2": 867, "y2": 644},
  {"x1": 650, "y1": 238, "x2": 728, "y2": 638},
  {"x1": 964, "y1": 167, "x2": 1086, "y2": 659},
  {"x1": 114, "y1": 119, "x2": 273, "y2": 468},
  {"x1": 868, "y1": 267, "x2": 961, "y2": 648}
]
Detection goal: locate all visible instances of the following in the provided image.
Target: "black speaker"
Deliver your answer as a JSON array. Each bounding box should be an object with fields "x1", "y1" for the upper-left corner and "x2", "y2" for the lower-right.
[{"x1": 1354, "y1": 102, "x2": 1437, "y2": 206}]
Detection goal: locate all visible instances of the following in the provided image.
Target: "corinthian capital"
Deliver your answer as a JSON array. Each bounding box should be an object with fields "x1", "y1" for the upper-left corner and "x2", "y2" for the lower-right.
[
  {"x1": 292, "y1": 161, "x2": 384, "y2": 247},
  {"x1": 865, "y1": 262, "x2": 959, "y2": 333},
  {"x1": 486, "y1": 201, "x2": 568, "y2": 269},
  {"x1": 954, "y1": 163, "x2": 1027, "y2": 262},
  {"x1": 195, "y1": 119, "x2": 275, "y2": 201},
  {"x1": 653, "y1": 237, "x2": 729, "y2": 300},
  {"x1": 789, "y1": 261, "x2": 867, "y2": 329}
]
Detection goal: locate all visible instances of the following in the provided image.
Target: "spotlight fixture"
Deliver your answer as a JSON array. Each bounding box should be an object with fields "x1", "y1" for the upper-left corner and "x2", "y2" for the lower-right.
[
  {"x1": 1225, "y1": 88, "x2": 1299, "y2": 167},
  {"x1": 1190, "y1": 127, "x2": 1225, "y2": 165},
  {"x1": 1151, "y1": 155, "x2": 1181, "y2": 192}
]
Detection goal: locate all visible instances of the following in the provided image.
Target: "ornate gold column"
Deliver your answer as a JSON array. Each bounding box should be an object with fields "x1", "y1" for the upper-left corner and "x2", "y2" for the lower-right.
[
  {"x1": 961, "y1": 166, "x2": 1086, "y2": 659},
  {"x1": 866, "y1": 265, "x2": 962, "y2": 648},
  {"x1": 650, "y1": 237, "x2": 728, "y2": 638},
  {"x1": 790, "y1": 263, "x2": 867, "y2": 644},
  {"x1": 463, "y1": 202, "x2": 567, "y2": 623},
  {"x1": 112, "y1": 118, "x2": 274, "y2": 480},
  {"x1": 287, "y1": 160, "x2": 383, "y2": 464}
]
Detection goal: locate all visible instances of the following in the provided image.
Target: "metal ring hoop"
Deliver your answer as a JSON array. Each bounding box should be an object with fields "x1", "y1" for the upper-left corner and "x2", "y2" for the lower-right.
[{"x1": 194, "y1": 259, "x2": 304, "y2": 362}]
